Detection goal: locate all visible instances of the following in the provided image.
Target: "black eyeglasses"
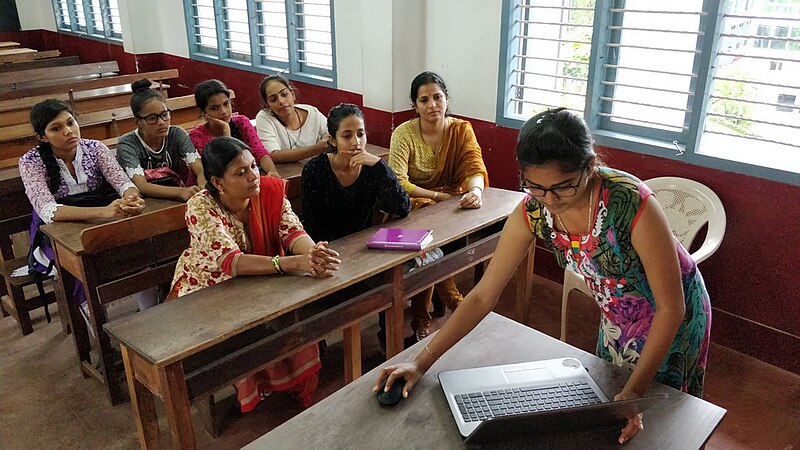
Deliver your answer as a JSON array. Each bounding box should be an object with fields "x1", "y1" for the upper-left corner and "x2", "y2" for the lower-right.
[
  {"x1": 138, "y1": 109, "x2": 172, "y2": 125},
  {"x1": 520, "y1": 171, "x2": 585, "y2": 198}
]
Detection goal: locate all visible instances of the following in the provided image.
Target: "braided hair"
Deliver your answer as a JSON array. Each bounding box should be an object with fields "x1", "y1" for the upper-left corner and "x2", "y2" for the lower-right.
[{"x1": 30, "y1": 99, "x2": 73, "y2": 194}]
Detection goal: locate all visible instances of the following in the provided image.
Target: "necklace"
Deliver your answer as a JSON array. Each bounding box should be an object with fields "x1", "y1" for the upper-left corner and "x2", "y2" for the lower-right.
[
  {"x1": 555, "y1": 178, "x2": 594, "y2": 259},
  {"x1": 281, "y1": 108, "x2": 303, "y2": 149},
  {"x1": 418, "y1": 117, "x2": 447, "y2": 152}
]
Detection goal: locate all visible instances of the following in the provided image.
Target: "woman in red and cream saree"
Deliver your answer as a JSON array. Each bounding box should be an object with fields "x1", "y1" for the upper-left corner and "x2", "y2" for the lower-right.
[{"x1": 170, "y1": 137, "x2": 340, "y2": 412}]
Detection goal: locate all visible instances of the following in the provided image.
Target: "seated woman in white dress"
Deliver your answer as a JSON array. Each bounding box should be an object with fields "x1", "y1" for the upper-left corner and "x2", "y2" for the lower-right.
[{"x1": 255, "y1": 75, "x2": 329, "y2": 163}]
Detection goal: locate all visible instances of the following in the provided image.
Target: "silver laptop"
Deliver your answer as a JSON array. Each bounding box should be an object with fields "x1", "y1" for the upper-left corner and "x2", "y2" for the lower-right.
[{"x1": 438, "y1": 357, "x2": 666, "y2": 445}]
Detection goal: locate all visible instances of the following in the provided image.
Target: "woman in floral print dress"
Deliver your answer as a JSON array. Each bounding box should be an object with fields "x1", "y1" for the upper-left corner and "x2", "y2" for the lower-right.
[
  {"x1": 169, "y1": 136, "x2": 340, "y2": 413},
  {"x1": 375, "y1": 108, "x2": 711, "y2": 445}
]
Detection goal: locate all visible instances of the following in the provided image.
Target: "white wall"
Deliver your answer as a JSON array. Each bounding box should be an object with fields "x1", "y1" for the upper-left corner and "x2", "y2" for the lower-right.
[
  {"x1": 357, "y1": 0, "x2": 502, "y2": 119},
  {"x1": 423, "y1": 0, "x2": 502, "y2": 122},
  {"x1": 357, "y1": 0, "x2": 393, "y2": 111},
  {"x1": 12, "y1": 0, "x2": 505, "y2": 121},
  {"x1": 15, "y1": 0, "x2": 57, "y2": 31},
  {"x1": 333, "y1": 0, "x2": 362, "y2": 96},
  {"x1": 119, "y1": 0, "x2": 189, "y2": 58}
]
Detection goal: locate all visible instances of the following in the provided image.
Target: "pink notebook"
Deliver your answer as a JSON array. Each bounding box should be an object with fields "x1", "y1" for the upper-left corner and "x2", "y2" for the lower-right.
[{"x1": 367, "y1": 228, "x2": 434, "y2": 251}]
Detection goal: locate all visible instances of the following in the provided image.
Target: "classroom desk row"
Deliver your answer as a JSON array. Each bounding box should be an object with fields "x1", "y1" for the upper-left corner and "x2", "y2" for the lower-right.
[
  {"x1": 34, "y1": 143, "x2": 399, "y2": 406},
  {"x1": 103, "y1": 187, "x2": 530, "y2": 449}
]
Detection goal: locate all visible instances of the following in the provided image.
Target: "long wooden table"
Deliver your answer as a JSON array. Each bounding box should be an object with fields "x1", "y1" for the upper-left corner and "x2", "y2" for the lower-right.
[
  {"x1": 245, "y1": 312, "x2": 727, "y2": 449},
  {"x1": 33, "y1": 142, "x2": 401, "y2": 405},
  {"x1": 105, "y1": 188, "x2": 529, "y2": 449}
]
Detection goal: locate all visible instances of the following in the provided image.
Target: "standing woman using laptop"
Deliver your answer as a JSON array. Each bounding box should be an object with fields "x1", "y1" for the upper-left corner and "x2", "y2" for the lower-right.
[
  {"x1": 376, "y1": 108, "x2": 711, "y2": 445},
  {"x1": 255, "y1": 75, "x2": 330, "y2": 163},
  {"x1": 388, "y1": 71, "x2": 489, "y2": 341}
]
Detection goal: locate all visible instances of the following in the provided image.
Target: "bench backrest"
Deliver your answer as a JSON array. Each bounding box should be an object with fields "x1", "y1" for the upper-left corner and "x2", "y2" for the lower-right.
[
  {"x1": 0, "y1": 61, "x2": 119, "y2": 89},
  {"x1": 0, "y1": 213, "x2": 31, "y2": 262},
  {"x1": 0, "y1": 56, "x2": 80, "y2": 73},
  {"x1": 0, "y1": 68, "x2": 177, "y2": 102},
  {"x1": 0, "y1": 83, "x2": 171, "y2": 127}
]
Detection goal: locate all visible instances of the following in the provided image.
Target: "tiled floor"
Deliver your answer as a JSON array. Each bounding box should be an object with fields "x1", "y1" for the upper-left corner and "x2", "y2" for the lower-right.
[{"x1": 0, "y1": 272, "x2": 797, "y2": 449}]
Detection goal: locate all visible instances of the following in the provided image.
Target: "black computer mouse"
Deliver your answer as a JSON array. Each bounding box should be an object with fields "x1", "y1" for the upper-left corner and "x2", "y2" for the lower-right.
[{"x1": 376, "y1": 378, "x2": 406, "y2": 407}]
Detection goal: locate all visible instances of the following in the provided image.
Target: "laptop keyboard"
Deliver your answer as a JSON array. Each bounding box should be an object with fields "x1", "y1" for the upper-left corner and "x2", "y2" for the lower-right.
[{"x1": 454, "y1": 381, "x2": 602, "y2": 422}]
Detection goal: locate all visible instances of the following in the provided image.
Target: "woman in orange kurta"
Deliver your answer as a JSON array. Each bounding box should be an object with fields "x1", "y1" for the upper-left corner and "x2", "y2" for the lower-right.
[
  {"x1": 388, "y1": 71, "x2": 489, "y2": 341},
  {"x1": 170, "y1": 136, "x2": 341, "y2": 412}
]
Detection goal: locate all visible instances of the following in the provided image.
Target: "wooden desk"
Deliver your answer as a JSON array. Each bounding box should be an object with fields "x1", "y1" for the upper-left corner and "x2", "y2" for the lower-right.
[
  {"x1": 41, "y1": 198, "x2": 187, "y2": 405},
  {"x1": 245, "y1": 312, "x2": 726, "y2": 450},
  {"x1": 0, "y1": 42, "x2": 20, "y2": 49},
  {"x1": 0, "y1": 48, "x2": 36, "y2": 64},
  {"x1": 105, "y1": 188, "x2": 528, "y2": 449},
  {"x1": 0, "y1": 55, "x2": 79, "y2": 73}
]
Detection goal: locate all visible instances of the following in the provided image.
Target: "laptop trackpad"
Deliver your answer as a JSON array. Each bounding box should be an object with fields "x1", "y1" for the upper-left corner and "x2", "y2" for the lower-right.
[{"x1": 502, "y1": 366, "x2": 554, "y2": 385}]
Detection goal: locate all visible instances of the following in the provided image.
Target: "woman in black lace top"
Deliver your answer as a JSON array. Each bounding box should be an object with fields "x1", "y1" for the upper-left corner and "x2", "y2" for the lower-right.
[{"x1": 301, "y1": 103, "x2": 410, "y2": 242}]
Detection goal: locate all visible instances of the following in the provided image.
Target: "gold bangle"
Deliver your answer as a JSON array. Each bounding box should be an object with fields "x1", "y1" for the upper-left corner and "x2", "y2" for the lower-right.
[
  {"x1": 424, "y1": 344, "x2": 439, "y2": 361},
  {"x1": 271, "y1": 255, "x2": 286, "y2": 275},
  {"x1": 471, "y1": 186, "x2": 484, "y2": 195}
]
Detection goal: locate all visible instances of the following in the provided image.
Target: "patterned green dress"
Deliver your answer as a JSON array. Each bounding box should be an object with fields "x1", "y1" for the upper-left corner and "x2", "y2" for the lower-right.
[{"x1": 524, "y1": 167, "x2": 711, "y2": 397}]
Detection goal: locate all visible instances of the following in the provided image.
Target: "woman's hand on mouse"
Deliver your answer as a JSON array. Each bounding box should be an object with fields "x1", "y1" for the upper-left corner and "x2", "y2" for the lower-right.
[{"x1": 373, "y1": 362, "x2": 424, "y2": 398}]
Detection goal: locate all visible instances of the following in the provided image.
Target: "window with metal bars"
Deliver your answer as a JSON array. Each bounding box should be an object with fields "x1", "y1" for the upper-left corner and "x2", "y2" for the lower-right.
[
  {"x1": 51, "y1": 0, "x2": 122, "y2": 41},
  {"x1": 184, "y1": 0, "x2": 336, "y2": 86},
  {"x1": 498, "y1": 0, "x2": 800, "y2": 183}
]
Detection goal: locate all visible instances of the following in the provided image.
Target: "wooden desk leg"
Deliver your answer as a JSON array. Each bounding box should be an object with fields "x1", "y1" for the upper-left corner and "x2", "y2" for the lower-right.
[
  {"x1": 53, "y1": 266, "x2": 71, "y2": 335},
  {"x1": 81, "y1": 265, "x2": 126, "y2": 405},
  {"x1": 159, "y1": 362, "x2": 196, "y2": 450},
  {"x1": 384, "y1": 266, "x2": 405, "y2": 358},
  {"x1": 343, "y1": 323, "x2": 362, "y2": 383},
  {"x1": 52, "y1": 253, "x2": 91, "y2": 372},
  {"x1": 121, "y1": 345, "x2": 160, "y2": 449},
  {"x1": 515, "y1": 242, "x2": 535, "y2": 323}
]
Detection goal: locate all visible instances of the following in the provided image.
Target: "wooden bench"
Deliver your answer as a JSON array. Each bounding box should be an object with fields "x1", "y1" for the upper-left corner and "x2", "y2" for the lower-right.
[
  {"x1": 0, "y1": 61, "x2": 119, "y2": 91},
  {"x1": 32, "y1": 50, "x2": 61, "y2": 60},
  {"x1": 0, "y1": 83, "x2": 172, "y2": 127},
  {"x1": 0, "y1": 92, "x2": 194, "y2": 169},
  {"x1": 0, "y1": 48, "x2": 37, "y2": 64},
  {"x1": 0, "y1": 68, "x2": 177, "y2": 102},
  {"x1": 0, "y1": 214, "x2": 61, "y2": 335},
  {"x1": 0, "y1": 55, "x2": 78, "y2": 73}
]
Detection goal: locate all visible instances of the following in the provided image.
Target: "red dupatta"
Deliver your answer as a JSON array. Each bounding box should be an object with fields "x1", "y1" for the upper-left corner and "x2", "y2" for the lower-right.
[
  {"x1": 238, "y1": 175, "x2": 321, "y2": 413},
  {"x1": 248, "y1": 175, "x2": 287, "y2": 257}
]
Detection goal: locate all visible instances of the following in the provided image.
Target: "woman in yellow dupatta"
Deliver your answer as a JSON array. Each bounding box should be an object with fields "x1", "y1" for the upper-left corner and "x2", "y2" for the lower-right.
[
  {"x1": 388, "y1": 71, "x2": 489, "y2": 341},
  {"x1": 169, "y1": 136, "x2": 340, "y2": 412}
]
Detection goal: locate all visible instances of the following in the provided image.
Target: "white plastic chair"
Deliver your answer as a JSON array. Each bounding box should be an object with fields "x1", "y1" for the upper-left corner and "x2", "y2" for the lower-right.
[{"x1": 559, "y1": 176, "x2": 726, "y2": 341}]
